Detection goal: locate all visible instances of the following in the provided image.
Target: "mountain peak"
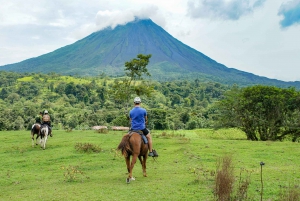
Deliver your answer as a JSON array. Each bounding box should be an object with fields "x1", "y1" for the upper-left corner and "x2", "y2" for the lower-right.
[{"x1": 1, "y1": 18, "x2": 299, "y2": 88}]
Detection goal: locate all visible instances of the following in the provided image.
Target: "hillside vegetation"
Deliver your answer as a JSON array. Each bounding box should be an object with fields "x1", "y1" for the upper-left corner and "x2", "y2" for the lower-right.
[
  {"x1": 2, "y1": 69, "x2": 300, "y2": 142},
  {"x1": 0, "y1": 71, "x2": 227, "y2": 131}
]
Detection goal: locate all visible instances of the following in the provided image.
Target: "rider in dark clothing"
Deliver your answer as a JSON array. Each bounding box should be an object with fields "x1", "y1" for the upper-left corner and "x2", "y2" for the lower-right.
[
  {"x1": 42, "y1": 110, "x2": 53, "y2": 137},
  {"x1": 35, "y1": 112, "x2": 43, "y2": 124}
]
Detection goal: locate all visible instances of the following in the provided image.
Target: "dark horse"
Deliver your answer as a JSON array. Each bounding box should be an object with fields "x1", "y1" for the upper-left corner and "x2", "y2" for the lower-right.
[
  {"x1": 117, "y1": 131, "x2": 148, "y2": 183},
  {"x1": 31, "y1": 123, "x2": 41, "y2": 147}
]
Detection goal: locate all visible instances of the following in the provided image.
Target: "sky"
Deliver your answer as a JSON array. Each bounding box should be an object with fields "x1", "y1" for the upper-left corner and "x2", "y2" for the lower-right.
[{"x1": 0, "y1": 0, "x2": 300, "y2": 81}]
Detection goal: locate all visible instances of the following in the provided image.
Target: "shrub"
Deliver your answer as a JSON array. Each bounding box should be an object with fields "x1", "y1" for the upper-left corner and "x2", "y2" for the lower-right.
[
  {"x1": 62, "y1": 165, "x2": 86, "y2": 182},
  {"x1": 74, "y1": 143, "x2": 102, "y2": 153},
  {"x1": 214, "y1": 155, "x2": 235, "y2": 201}
]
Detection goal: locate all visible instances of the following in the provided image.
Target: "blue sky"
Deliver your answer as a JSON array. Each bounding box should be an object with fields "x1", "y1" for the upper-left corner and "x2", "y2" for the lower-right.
[{"x1": 0, "y1": 0, "x2": 299, "y2": 81}]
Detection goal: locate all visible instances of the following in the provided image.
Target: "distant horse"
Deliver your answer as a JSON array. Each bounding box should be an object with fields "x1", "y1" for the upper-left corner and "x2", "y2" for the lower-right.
[
  {"x1": 117, "y1": 131, "x2": 148, "y2": 183},
  {"x1": 31, "y1": 123, "x2": 41, "y2": 147},
  {"x1": 40, "y1": 125, "x2": 49, "y2": 150}
]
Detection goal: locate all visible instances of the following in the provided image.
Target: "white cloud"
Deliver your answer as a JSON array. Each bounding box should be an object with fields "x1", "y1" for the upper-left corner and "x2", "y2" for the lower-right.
[
  {"x1": 0, "y1": 0, "x2": 300, "y2": 81},
  {"x1": 94, "y1": 5, "x2": 163, "y2": 31}
]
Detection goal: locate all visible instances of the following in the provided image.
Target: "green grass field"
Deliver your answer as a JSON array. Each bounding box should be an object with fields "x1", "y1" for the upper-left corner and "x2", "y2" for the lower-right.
[{"x1": 0, "y1": 129, "x2": 299, "y2": 201}]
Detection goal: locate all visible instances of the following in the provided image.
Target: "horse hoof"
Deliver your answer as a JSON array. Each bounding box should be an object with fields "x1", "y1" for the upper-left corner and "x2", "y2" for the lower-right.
[{"x1": 126, "y1": 177, "x2": 135, "y2": 183}]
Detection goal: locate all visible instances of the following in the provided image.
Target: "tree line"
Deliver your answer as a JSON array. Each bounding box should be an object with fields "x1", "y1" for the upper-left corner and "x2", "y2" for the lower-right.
[
  {"x1": 0, "y1": 70, "x2": 227, "y2": 131},
  {"x1": 1, "y1": 54, "x2": 300, "y2": 142}
]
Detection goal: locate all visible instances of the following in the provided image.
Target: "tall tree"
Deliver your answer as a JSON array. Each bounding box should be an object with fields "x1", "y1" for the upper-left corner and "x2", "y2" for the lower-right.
[
  {"x1": 112, "y1": 54, "x2": 154, "y2": 114},
  {"x1": 216, "y1": 85, "x2": 300, "y2": 141}
]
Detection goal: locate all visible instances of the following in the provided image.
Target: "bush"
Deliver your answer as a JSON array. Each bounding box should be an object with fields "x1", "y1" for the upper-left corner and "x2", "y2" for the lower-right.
[
  {"x1": 74, "y1": 143, "x2": 102, "y2": 153},
  {"x1": 214, "y1": 155, "x2": 235, "y2": 201}
]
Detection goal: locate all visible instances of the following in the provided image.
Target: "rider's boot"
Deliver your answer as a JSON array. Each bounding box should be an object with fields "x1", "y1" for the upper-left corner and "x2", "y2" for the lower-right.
[
  {"x1": 49, "y1": 127, "x2": 53, "y2": 137},
  {"x1": 147, "y1": 134, "x2": 158, "y2": 157}
]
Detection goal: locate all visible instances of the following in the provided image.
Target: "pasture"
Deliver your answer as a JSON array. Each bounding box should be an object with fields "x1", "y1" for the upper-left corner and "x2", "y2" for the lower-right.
[{"x1": 0, "y1": 129, "x2": 299, "y2": 201}]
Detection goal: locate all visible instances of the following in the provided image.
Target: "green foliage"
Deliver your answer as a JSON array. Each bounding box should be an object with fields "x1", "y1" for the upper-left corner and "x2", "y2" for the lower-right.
[
  {"x1": 111, "y1": 54, "x2": 154, "y2": 114},
  {"x1": 0, "y1": 71, "x2": 227, "y2": 131},
  {"x1": 124, "y1": 54, "x2": 151, "y2": 80},
  {"x1": 216, "y1": 85, "x2": 300, "y2": 141},
  {"x1": 148, "y1": 109, "x2": 168, "y2": 129},
  {"x1": 111, "y1": 115, "x2": 129, "y2": 127}
]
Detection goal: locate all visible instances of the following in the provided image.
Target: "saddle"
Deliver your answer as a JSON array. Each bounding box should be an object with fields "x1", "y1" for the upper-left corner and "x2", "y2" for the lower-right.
[{"x1": 128, "y1": 130, "x2": 148, "y2": 144}]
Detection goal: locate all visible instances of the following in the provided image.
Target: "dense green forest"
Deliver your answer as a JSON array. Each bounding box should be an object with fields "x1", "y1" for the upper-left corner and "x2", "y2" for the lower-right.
[
  {"x1": 2, "y1": 69, "x2": 300, "y2": 142},
  {"x1": 0, "y1": 71, "x2": 228, "y2": 131}
]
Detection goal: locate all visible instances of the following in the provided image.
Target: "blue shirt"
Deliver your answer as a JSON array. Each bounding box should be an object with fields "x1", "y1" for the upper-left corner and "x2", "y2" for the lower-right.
[{"x1": 129, "y1": 106, "x2": 147, "y2": 130}]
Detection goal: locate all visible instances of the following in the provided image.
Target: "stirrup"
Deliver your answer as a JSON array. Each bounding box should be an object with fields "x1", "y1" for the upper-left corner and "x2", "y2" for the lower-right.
[
  {"x1": 148, "y1": 149, "x2": 158, "y2": 157},
  {"x1": 148, "y1": 152, "x2": 154, "y2": 157}
]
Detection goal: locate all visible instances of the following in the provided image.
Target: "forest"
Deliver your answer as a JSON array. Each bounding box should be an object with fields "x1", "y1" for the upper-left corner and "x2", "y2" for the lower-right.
[
  {"x1": 1, "y1": 58, "x2": 300, "y2": 142},
  {"x1": 0, "y1": 70, "x2": 228, "y2": 131}
]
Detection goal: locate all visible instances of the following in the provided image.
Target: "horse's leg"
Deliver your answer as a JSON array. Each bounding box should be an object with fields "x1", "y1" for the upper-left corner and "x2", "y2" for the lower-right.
[
  {"x1": 31, "y1": 131, "x2": 34, "y2": 147},
  {"x1": 43, "y1": 130, "x2": 48, "y2": 150},
  {"x1": 40, "y1": 131, "x2": 44, "y2": 149},
  {"x1": 125, "y1": 156, "x2": 130, "y2": 173},
  {"x1": 139, "y1": 155, "x2": 147, "y2": 177},
  {"x1": 36, "y1": 134, "x2": 40, "y2": 145},
  {"x1": 125, "y1": 156, "x2": 132, "y2": 183},
  {"x1": 40, "y1": 137, "x2": 44, "y2": 148},
  {"x1": 128, "y1": 154, "x2": 138, "y2": 182}
]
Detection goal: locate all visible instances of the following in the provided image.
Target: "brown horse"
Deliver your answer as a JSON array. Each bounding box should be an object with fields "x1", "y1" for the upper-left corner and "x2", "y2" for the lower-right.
[
  {"x1": 31, "y1": 123, "x2": 41, "y2": 147},
  {"x1": 117, "y1": 131, "x2": 148, "y2": 183}
]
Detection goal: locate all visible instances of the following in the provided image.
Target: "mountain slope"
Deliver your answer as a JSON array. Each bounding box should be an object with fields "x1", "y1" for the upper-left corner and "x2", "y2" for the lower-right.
[{"x1": 1, "y1": 18, "x2": 300, "y2": 88}]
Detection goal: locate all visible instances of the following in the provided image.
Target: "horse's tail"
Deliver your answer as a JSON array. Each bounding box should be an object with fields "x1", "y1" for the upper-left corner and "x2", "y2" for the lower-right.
[
  {"x1": 31, "y1": 123, "x2": 36, "y2": 131},
  {"x1": 117, "y1": 134, "x2": 131, "y2": 157}
]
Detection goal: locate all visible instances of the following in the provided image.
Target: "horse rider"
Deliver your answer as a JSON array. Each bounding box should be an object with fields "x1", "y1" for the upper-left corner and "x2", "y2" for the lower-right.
[
  {"x1": 35, "y1": 111, "x2": 43, "y2": 124},
  {"x1": 129, "y1": 97, "x2": 158, "y2": 157},
  {"x1": 42, "y1": 110, "x2": 53, "y2": 137}
]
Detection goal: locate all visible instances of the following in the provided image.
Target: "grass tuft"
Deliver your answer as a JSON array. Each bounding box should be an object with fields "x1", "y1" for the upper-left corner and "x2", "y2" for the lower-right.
[
  {"x1": 74, "y1": 142, "x2": 102, "y2": 153},
  {"x1": 214, "y1": 155, "x2": 235, "y2": 201},
  {"x1": 61, "y1": 165, "x2": 88, "y2": 182},
  {"x1": 279, "y1": 184, "x2": 300, "y2": 201}
]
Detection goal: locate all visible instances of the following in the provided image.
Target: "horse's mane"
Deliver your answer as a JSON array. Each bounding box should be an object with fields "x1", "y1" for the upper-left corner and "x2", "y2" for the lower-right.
[{"x1": 117, "y1": 134, "x2": 132, "y2": 157}]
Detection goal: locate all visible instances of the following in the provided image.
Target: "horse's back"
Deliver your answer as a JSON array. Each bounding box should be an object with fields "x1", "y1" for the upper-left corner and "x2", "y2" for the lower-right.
[
  {"x1": 31, "y1": 124, "x2": 40, "y2": 134},
  {"x1": 129, "y1": 132, "x2": 148, "y2": 156},
  {"x1": 118, "y1": 132, "x2": 148, "y2": 156}
]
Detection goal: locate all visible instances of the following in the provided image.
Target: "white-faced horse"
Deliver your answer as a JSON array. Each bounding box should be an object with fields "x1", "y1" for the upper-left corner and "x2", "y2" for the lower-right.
[
  {"x1": 40, "y1": 125, "x2": 49, "y2": 150},
  {"x1": 31, "y1": 123, "x2": 41, "y2": 147}
]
